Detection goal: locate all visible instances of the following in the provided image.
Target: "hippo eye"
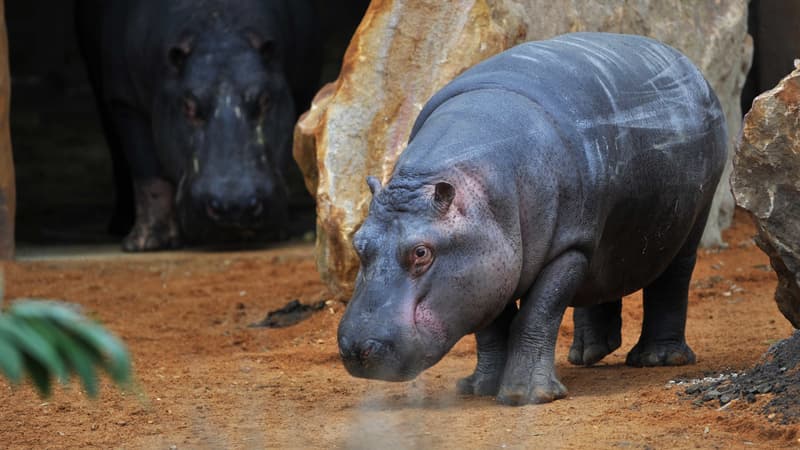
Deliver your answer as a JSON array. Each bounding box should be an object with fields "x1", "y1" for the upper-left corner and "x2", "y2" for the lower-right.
[
  {"x1": 410, "y1": 244, "x2": 433, "y2": 276},
  {"x1": 182, "y1": 95, "x2": 203, "y2": 124},
  {"x1": 247, "y1": 92, "x2": 270, "y2": 120},
  {"x1": 259, "y1": 92, "x2": 270, "y2": 112}
]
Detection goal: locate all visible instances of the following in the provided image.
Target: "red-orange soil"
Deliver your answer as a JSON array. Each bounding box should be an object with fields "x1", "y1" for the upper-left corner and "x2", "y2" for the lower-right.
[{"x1": 1, "y1": 210, "x2": 798, "y2": 449}]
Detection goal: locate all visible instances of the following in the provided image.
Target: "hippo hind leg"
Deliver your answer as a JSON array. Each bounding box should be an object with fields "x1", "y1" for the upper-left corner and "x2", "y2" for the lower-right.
[
  {"x1": 568, "y1": 299, "x2": 622, "y2": 366},
  {"x1": 626, "y1": 203, "x2": 710, "y2": 367},
  {"x1": 626, "y1": 251, "x2": 697, "y2": 366},
  {"x1": 457, "y1": 301, "x2": 517, "y2": 396}
]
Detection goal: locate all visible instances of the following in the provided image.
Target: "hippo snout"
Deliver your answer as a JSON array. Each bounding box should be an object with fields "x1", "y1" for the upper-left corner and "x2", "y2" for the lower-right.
[
  {"x1": 187, "y1": 177, "x2": 285, "y2": 228},
  {"x1": 204, "y1": 194, "x2": 265, "y2": 223},
  {"x1": 338, "y1": 329, "x2": 422, "y2": 382}
]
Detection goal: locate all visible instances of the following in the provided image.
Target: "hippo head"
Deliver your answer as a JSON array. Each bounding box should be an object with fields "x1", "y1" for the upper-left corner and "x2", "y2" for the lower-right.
[
  {"x1": 338, "y1": 173, "x2": 521, "y2": 381},
  {"x1": 152, "y1": 26, "x2": 295, "y2": 242}
]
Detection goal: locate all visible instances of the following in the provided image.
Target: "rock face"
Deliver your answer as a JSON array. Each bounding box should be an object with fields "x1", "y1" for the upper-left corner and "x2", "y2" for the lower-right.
[
  {"x1": 0, "y1": 0, "x2": 13, "y2": 260},
  {"x1": 295, "y1": 0, "x2": 752, "y2": 298},
  {"x1": 732, "y1": 63, "x2": 800, "y2": 329}
]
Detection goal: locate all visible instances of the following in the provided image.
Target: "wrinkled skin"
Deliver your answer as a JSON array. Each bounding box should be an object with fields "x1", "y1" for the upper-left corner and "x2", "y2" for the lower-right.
[
  {"x1": 338, "y1": 33, "x2": 728, "y2": 405},
  {"x1": 76, "y1": 0, "x2": 321, "y2": 250}
]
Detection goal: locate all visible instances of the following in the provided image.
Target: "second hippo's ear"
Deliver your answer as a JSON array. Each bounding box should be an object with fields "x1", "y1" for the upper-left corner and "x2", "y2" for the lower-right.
[
  {"x1": 366, "y1": 176, "x2": 382, "y2": 195},
  {"x1": 246, "y1": 31, "x2": 276, "y2": 62},
  {"x1": 168, "y1": 34, "x2": 194, "y2": 72},
  {"x1": 433, "y1": 182, "x2": 455, "y2": 214}
]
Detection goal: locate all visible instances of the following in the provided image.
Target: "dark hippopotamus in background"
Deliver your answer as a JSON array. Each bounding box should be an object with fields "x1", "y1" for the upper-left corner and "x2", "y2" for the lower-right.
[
  {"x1": 337, "y1": 33, "x2": 727, "y2": 405},
  {"x1": 75, "y1": 0, "x2": 321, "y2": 250}
]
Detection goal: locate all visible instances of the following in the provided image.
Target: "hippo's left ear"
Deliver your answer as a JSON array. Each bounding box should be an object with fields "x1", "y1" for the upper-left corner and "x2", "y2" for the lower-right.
[
  {"x1": 246, "y1": 31, "x2": 276, "y2": 62},
  {"x1": 433, "y1": 182, "x2": 455, "y2": 214},
  {"x1": 168, "y1": 34, "x2": 195, "y2": 72},
  {"x1": 366, "y1": 176, "x2": 382, "y2": 195}
]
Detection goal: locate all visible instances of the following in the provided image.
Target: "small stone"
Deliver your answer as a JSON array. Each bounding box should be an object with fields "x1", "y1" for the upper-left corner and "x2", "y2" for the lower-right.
[
  {"x1": 702, "y1": 389, "x2": 721, "y2": 402},
  {"x1": 685, "y1": 385, "x2": 701, "y2": 395},
  {"x1": 756, "y1": 383, "x2": 772, "y2": 394},
  {"x1": 719, "y1": 394, "x2": 733, "y2": 405}
]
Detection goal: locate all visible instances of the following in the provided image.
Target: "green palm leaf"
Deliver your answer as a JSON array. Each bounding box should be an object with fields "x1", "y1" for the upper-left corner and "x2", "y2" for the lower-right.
[{"x1": 0, "y1": 297, "x2": 133, "y2": 397}]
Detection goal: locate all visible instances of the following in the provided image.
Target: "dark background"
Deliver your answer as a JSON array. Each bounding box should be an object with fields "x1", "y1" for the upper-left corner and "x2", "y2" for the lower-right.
[
  {"x1": 5, "y1": 0, "x2": 798, "y2": 247},
  {"x1": 5, "y1": 0, "x2": 369, "y2": 247}
]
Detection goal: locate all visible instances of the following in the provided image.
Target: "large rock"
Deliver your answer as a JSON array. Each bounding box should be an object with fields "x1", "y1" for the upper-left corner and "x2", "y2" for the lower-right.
[
  {"x1": 732, "y1": 62, "x2": 800, "y2": 328},
  {"x1": 0, "y1": 0, "x2": 13, "y2": 260},
  {"x1": 295, "y1": 0, "x2": 752, "y2": 298}
]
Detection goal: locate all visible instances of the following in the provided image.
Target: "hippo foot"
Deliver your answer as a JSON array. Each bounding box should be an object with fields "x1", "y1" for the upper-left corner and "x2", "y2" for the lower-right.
[
  {"x1": 568, "y1": 341, "x2": 620, "y2": 367},
  {"x1": 456, "y1": 371, "x2": 502, "y2": 396},
  {"x1": 496, "y1": 375, "x2": 567, "y2": 406},
  {"x1": 568, "y1": 301, "x2": 622, "y2": 366},
  {"x1": 122, "y1": 222, "x2": 181, "y2": 252},
  {"x1": 625, "y1": 340, "x2": 696, "y2": 367},
  {"x1": 568, "y1": 325, "x2": 621, "y2": 366}
]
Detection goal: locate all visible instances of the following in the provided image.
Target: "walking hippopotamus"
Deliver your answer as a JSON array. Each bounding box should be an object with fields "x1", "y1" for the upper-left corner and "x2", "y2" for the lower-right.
[
  {"x1": 337, "y1": 33, "x2": 727, "y2": 405},
  {"x1": 76, "y1": 0, "x2": 321, "y2": 250}
]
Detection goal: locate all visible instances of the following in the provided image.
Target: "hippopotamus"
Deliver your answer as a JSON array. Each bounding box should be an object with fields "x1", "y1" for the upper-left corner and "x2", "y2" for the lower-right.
[
  {"x1": 337, "y1": 32, "x2": 727, "y2": 405},
  {"x1": 75, "y1": 0, "x2": 321, "y2": 250}
]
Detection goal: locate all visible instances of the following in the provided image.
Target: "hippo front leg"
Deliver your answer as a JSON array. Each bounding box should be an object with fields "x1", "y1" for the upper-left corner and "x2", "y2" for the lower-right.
[
  {"x1": 457, "y1": 301, "x2": 518, "y2": 396},
  {"x1": 497, "y1": 251, "x2": 588, "y2": 406},
  {"x1": 111, "y1": 104, "x2": 181, "y2": 252}
]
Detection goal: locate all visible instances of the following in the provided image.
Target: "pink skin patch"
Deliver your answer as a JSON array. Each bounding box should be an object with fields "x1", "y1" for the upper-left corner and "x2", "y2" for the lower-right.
[{"x1": 414, "y1": 300, "x2": 448, "y2": 349}]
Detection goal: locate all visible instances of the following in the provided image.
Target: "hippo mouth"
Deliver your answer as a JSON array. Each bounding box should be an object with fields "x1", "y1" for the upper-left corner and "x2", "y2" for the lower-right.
[
  {"x1": 339, "y1": 341, "x2": 424, "y2": 382},
  {"x1": 411, "y1": 296, "x2": 450, "y2": 370}
]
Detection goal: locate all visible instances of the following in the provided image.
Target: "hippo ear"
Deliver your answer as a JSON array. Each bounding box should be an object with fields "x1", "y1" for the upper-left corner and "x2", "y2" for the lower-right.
[
  {"x1": 433, "y1": 182, "x2": 455, "y2": 214},
  {"x1": 246, "y1": 31, "x2": 276, "y2": 62},
  {"x1": 168, "y1": 34, "x2": 194, "y2": 72},
  {"x1": 366, "y1": 176, "x2": 382, "y2": 195}
]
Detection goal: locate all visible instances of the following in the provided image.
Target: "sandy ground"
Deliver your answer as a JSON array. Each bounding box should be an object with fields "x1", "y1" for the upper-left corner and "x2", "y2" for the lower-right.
[{"x1": 1, "y1": 210, "x2": 798, "y2": 449}]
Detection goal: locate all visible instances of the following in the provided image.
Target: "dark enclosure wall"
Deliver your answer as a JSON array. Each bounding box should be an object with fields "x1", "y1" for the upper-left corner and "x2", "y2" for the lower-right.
[
  {"x1": 741, "y1": 0, "x2": 800, "y2": 114},
  {"x1": 8, "y1": 0, "x2": 119, "y2": 246}
]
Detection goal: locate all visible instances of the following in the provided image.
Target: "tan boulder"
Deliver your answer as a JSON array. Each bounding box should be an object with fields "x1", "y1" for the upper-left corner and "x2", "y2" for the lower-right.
[
  {"x1": 732, "y1": 63, "x2": 800, "y2": 328},
  {"x1": 295, "y1": 0, "x2": 752, "y2": 298}
]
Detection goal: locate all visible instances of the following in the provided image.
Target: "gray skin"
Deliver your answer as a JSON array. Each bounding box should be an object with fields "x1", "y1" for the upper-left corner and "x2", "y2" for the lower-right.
[
  {"x1": 76, "y1": 0, "x2": 320, "y2": 250},
  {"x1": 337, "y1": 32, "x2": 727, "y2": 405}
]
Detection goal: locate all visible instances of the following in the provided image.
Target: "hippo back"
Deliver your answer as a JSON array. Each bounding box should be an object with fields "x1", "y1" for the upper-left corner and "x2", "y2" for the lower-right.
[{"x1": 403, "y1": 32, "x2": 728, "y2": 301}]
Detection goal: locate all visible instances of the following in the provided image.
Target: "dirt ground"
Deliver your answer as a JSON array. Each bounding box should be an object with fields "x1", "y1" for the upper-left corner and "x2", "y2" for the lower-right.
[{"x1": 1, "y1": 209, "x2": 798, "y2": 449}]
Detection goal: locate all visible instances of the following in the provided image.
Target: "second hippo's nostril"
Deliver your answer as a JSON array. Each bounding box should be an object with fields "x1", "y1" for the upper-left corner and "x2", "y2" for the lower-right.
[
  {"x1": 206, "y1": 198, "x2": 224, "y2": 220},
  {"x1": 248, "y1": 197, "x2": 264, "y2": 217}
]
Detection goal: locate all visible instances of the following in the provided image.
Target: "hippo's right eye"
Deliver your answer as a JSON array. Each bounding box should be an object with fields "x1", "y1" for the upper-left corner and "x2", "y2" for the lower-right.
[
  {"x1": 182, "y1": 96, "x2": 203, "y2": 124},
  {"x1": 409, "y1": 244, "x2": 434, "y2": 276}
]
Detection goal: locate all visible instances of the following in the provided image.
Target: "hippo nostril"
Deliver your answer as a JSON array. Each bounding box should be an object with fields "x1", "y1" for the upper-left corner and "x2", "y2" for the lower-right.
[
  {"x1": 206, "y1": 199, "x2": 224, "y2": 220},
  {"x1": 248, "y1": 197, "x2": 264, "y2": 217},
  {"x1": 360, "y1": 339, "x2": 384, "y2": 362}
]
